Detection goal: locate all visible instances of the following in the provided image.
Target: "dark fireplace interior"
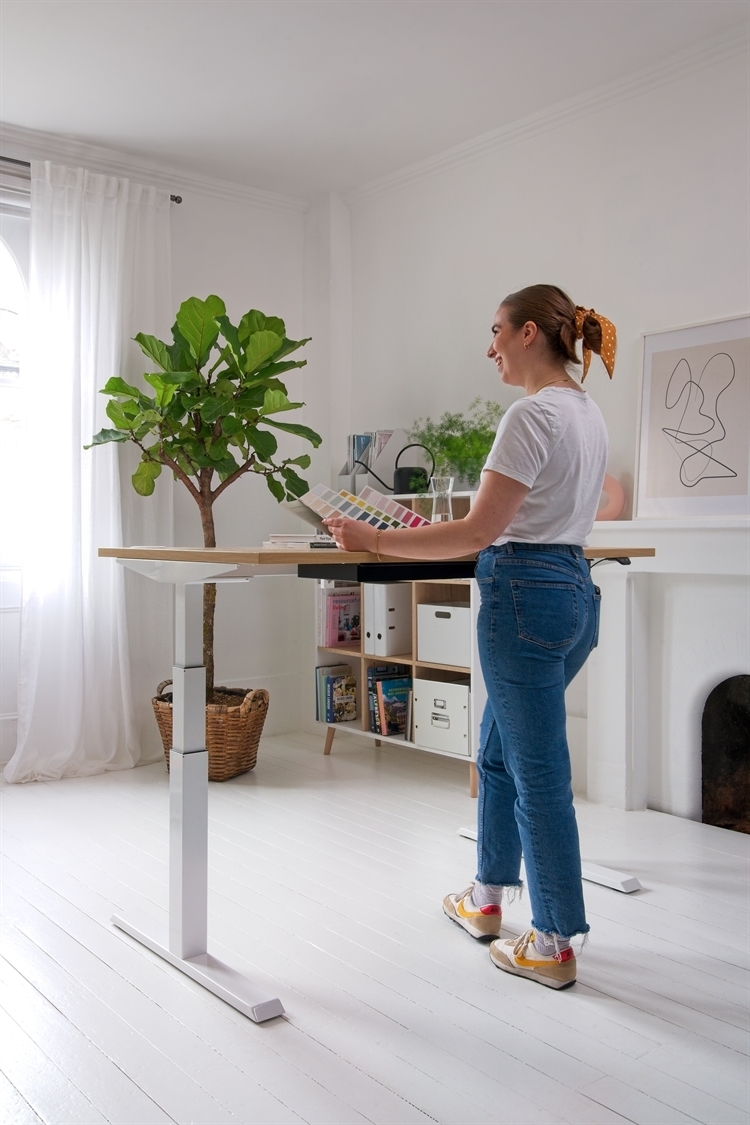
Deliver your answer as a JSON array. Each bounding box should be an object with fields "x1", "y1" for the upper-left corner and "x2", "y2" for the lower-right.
[{"x1": 702, "y1": 675, "x2": 750, "y2": 834}]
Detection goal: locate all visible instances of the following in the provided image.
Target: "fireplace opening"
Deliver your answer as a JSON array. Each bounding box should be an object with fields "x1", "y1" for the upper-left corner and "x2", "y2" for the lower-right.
[{"x1": 702, "y1": 675, "x2": 750, "y2": 834}]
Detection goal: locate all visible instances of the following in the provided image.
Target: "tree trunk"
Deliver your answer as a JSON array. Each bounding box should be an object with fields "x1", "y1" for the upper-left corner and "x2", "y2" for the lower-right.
[{"x1": 197, "y1": 495, "x2": 217, "y2": 703}]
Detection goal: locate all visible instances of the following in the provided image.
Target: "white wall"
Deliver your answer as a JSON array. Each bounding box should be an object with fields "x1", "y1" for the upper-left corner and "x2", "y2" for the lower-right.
[
  {"x1": 344, "y1": 46, "x2": 749, "y2": 806},
  {"x1": 346, "y1": 47, "x2": 749, "y2": 510}
]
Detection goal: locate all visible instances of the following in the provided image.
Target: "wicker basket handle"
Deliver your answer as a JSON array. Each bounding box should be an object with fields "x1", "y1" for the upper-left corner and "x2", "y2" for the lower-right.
[
  {"x1": 240, "y1": 687, "x2": 269, "y2": 716},
  {"x1": 156, "y1": 679, "x2": 173, "y2": 696}
]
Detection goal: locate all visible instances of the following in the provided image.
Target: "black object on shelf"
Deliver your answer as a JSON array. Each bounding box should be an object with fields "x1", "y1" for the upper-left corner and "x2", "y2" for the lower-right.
[{"x1": 393, "y1": 443, "x2": 435, "y2": 494}]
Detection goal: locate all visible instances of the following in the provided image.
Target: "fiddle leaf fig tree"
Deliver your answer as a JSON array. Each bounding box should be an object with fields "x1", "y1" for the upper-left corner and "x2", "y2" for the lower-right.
[{"x1": 87, "y1": 296, "x2": 321, "y2": 701}]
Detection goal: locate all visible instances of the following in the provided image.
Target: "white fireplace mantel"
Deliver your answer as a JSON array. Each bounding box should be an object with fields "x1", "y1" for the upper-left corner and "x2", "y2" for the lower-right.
[{"x1": 585, "y1": 518, "x2": 749, "y2": 816}]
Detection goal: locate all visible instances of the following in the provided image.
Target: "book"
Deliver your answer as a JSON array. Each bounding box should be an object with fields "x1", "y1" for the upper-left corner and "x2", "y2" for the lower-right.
[
  {"x1": 315, "y1": 663, "x2": 350, "y2": 721},
  {"x1": 318, "y1": 587, "x2": 361, "y2": 646},
  {"x1": 405, "y1": 689, "x2": 413, "y2": 742},
  {"x1": 263, "y1": 533, "x2": 336, "y2": 548},
  {"x1": 326, "y1": 674, "x2": 357, "y2": 723},
  {"x1": 326, "y1": 590, "x2": 361, "y2": 647},
  {"x1": 376, "y1": 676, "x2": 412, "y2": 736},
  {"x1": 366, "y1": 664, "x2": 410, "y2": 734}
]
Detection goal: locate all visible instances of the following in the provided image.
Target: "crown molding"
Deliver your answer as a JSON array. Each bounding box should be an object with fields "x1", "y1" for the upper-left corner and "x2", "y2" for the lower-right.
[
  {"x1": 0, "y1": 122, "x2": 308, "y2": 214},
  {"x1": 346, "y1": 28, "x2": 749, "y2": 205}
]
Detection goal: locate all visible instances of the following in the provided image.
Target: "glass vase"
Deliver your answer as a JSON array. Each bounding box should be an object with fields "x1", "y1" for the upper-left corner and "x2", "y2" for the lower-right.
[{"x1": 430, "y1": 476, "x2": 454, "y2": 523}]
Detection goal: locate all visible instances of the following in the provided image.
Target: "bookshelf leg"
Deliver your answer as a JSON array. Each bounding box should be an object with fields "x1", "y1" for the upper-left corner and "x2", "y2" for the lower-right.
[
  {"x1": 323, "y1": 727, "x2": 336, "y2": 755},
  {"x1": 469, "y1": 762, "x2": 478, "y2": 798}
]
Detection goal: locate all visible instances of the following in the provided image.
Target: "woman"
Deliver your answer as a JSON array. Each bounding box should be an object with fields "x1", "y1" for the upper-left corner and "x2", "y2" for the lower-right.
[{"x1": 325, "y1": 284, "x2": 614, "y2": 990}]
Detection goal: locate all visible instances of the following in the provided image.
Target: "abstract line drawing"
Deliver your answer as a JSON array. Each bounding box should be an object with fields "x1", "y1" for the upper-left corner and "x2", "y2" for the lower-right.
[{"x1": 662, "y1": 352, "x2": 737, "y2": 488}]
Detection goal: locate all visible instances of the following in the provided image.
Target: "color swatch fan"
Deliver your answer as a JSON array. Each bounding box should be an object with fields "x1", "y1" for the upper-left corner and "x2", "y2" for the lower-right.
[{"x1": 300, "y1": 484, "x2": 431, "y2": 530}]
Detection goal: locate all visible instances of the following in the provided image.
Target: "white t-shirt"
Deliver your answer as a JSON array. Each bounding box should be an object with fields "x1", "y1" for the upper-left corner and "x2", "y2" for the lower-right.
[{"x1": 483, "y1": 387, "x2": 608, "y2": 546}]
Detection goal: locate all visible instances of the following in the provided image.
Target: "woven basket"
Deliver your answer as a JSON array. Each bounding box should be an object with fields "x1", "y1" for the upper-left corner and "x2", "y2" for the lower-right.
[{"x1": 152, "y1": 681, "x2": 269, "y2": 782}]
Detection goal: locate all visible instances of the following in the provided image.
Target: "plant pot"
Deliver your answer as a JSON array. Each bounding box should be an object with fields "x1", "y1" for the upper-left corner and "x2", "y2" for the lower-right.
[{"x1": 152, "y1": 681, "x2": 269, "y2": 781}]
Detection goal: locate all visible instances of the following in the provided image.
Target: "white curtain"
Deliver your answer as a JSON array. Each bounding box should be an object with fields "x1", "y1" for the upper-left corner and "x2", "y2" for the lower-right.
[{"x1": 4, "y1": 161, "x2": 172, "y2": 783}]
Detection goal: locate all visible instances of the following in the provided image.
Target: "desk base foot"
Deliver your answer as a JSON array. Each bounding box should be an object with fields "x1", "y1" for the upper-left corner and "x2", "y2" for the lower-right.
[{"x1": 111, "y1": 913, "x2": 285, "y2": 1022}]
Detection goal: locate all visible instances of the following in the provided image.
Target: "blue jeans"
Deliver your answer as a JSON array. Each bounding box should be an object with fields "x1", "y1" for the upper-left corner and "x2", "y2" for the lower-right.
[{"x1": 475, "y1": 542, "x2": 601, "y2": 939}]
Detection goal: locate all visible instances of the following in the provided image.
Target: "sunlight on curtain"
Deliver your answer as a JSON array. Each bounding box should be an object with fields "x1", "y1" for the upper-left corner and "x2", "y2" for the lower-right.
[{"x1": 4, "y1": 162, "x2": 172, "y2": 782}]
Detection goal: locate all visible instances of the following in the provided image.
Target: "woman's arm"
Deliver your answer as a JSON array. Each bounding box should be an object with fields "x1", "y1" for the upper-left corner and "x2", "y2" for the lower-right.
[{"x1": 324, "y1": 470, "x2": 529, "y2": 559}]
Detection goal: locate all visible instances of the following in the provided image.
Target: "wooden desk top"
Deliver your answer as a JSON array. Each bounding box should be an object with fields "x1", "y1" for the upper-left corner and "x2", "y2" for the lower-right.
[{"x1": 99, "y1": 545, "x2": 655, "y2": 565}]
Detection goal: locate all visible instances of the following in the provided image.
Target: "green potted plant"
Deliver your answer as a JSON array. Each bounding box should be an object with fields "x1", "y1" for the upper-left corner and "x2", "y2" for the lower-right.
[
  {"x1": 87, "y1": 295, "x2": 321, "y2": 778},
  {"x1": 408, "y1": 397, "x2": 504, "y2": 490}
]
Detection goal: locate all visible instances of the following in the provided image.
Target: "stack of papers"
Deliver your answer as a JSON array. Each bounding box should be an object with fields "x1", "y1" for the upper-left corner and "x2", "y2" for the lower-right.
[{"x1": 263, "y1": 533, "x2": 337, "y2": 549}]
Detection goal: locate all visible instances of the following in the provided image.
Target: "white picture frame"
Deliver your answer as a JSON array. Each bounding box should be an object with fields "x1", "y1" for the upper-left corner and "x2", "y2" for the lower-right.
[{"x1": 635, "y1": 315, "x2": 750, "y2": 519}]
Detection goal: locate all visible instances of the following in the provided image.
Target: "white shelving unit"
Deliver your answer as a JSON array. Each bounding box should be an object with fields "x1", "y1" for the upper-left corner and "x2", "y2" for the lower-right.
[{"x1": 314, "y1": 494, "x2": 486, "y2": 795}]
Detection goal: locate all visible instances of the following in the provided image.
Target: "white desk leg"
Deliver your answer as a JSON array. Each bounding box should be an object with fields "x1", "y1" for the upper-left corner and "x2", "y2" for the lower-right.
[{"x1": 112, "y1": 582, "x2": 284, "y2": 1022}]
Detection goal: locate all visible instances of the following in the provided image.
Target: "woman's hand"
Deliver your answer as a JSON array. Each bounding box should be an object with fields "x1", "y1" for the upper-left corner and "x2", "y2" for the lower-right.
[{"x1": 324, "y1": 516, "x2": 378, "y2": 553}]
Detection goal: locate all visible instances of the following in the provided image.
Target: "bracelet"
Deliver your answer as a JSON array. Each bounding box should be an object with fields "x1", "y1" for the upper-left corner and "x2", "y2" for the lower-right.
[{"x1": 375, "y1": 529, "x2": 383, "y2": 561}]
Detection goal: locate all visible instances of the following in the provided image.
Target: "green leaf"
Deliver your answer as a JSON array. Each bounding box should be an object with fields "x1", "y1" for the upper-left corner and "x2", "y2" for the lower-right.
[
  {"x1": 263, "y1": 316, "x2": 285, "y2": 337},
  {"x1": 106, "y1": 400, "x2": 133, "y2": 429},
  {"x1": 236, "y1": 385, "x2": 266, "y2": 412},
  {"x1": 143, "y1": 372, "x2": 177, "y2": 408},
  {"x1": 263, "y1": 419, "x2": 322, "y2": 447},
  {"x1": 285, "y1": 453, "x2": 311, "y2": 469},
  {"x1": 134, "y1": 333, "x2": 172, "y2": 371},
  {"x1": 215, "y1": 315, "x2": 242, "y2": 360},
  {"x1": 256, "y1": 359, "x2": 307, "y2": 379},
  {"x1": 280, "y1": 466, "x2": 309, "y2": 498},
  {"x1": 84, "y1": 427, "x2": 130, "y2": 448},
  {"x1": 238, "y1": 309, "x2": 266, "y2": 342},
  {"x1": 207, "y1": 439, "x2": 230, "y2": 462},
  {"x1": 200, "y1": 398, "x2": 227, "y2": 423},
  {"x1": 167, "y1": 324, "x2": 192, "y2": 371},
  {"x1": 132, "y1": 459, "x2": 162, "y2": 496},
  {"x1": 101, "y1": 376, "x2": 141, "y2": 398},
  {"x1": 244, "y1": 331, "x2": 283, "y2": 375},
  {"x1": 175, "y1": 295, "x2": 226, "y2": 363},
  {"x1": 245, "y1": 427, "x2": 278, "y2": 461},
  {"x1": 271, "y1": 336, "x2": 311, "y2": 362},
  {"x1": 221, "y1": 415, "x2": 242, "y2": 436},
  {"x1": 265, "y1": 474, "x2": 285, "y2": 502},
  {"x1": 157, "y1": 370, "x2": 199, "y2": 386},
  {"x1": 259, "y1": 388, "x2": 304, "y2": 416}
]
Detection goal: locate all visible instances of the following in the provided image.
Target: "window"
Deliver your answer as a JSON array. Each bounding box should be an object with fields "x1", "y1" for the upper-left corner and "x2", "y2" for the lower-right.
[{"x1": 0, "y1": 235, "x2": 27, "y2": 566}]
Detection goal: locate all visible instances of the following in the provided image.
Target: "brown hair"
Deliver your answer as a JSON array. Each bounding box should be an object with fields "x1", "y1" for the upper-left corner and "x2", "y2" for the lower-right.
[{"x1": 500, "y1": 284, "x2": 602, "y2": 366}]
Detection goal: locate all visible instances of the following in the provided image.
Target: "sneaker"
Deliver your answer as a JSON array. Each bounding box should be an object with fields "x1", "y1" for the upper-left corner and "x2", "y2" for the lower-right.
[
  {"x1": 443, "y1": 885, "x2": 502, "y2": 939},
  {"x1": 489, "y1": 930, "x2": 576, "y2": 989}
]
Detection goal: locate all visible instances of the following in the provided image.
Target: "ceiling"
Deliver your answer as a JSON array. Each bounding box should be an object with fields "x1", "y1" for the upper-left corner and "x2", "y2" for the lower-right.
[{"x1": 2, "y1": 1, "x2": 747, "y2": 197}]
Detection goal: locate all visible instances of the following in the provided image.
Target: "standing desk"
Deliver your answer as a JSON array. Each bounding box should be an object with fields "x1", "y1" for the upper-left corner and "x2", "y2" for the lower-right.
[{"x1": 99, "y1": 544, "x2": 655, "y2": 1022}]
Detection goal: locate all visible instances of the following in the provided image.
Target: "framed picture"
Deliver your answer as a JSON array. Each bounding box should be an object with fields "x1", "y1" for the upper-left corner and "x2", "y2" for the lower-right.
[{"x1": 635, "y1": 315, "x2": 750, "y2": 518}]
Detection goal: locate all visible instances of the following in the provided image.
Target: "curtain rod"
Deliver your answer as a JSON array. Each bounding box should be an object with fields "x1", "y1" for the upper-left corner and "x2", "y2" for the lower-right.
[{"x1": 0, "y1": 155, "x2": 182, "y2": 202}]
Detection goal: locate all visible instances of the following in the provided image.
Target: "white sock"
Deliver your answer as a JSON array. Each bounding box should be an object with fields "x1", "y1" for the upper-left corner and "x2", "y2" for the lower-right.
[
  {"x1": 471, "y1": 882, "x2": 503, "y2": 909},
  {"x1": 533, "y1": 931, "x2": 570, "y2": 957}
]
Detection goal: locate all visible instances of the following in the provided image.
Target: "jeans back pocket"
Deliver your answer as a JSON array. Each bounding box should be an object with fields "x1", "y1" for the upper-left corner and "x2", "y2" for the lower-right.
[{"x1": 511, "y1": 580, "x2": 579, "y2": 649}]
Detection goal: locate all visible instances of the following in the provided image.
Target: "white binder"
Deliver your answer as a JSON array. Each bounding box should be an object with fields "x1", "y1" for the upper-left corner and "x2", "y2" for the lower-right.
[{"x1": 363, "y1": 583, "x2": 412, "y2": 657}]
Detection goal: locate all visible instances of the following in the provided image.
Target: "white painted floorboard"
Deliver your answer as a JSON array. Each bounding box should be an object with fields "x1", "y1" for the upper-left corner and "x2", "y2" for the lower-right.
[{"x1": 1, "y1": 731, "x2": 748, "y2": 1125}]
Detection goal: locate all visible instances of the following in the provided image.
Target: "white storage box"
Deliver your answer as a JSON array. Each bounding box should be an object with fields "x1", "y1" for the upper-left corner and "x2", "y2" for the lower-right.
[
  {"x1": 413, "y1": 678, "x2": 470, "y2": 756},
  {"x1": 417, "y1": 602, "x2": 471, "y2": 667}
]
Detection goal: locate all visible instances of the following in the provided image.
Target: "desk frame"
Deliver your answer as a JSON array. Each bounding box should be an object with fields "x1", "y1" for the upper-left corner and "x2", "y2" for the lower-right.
[{"x1": 103, "y1": 547, "x2": 654, "y2": 1021}]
